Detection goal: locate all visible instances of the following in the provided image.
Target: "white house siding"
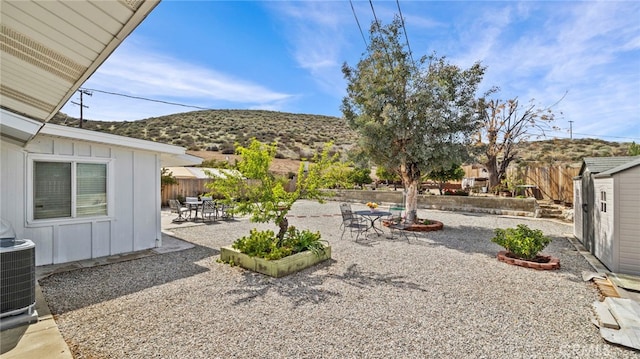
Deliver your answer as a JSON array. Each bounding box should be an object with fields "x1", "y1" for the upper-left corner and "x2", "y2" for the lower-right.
[
  {"x1": 593, "y1": 177, "x2": 615, "y2": 271},
  {"x1": 1, "y1": 141, "x2": 28, "y2": 241},
  {"x1": 573, "y1": 178, "x2": 583, "y2": 240},
  {"x1": 616, "y1": 165, "x2": 640, "y2": 275},
  {"x1": 1, "y1": 135, "x2": 162, "y2": 265}
]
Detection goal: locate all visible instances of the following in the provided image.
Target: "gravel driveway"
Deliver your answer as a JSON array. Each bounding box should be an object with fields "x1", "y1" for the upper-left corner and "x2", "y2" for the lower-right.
[{"x1": 39, "y1": 200, "x2": 636, "y2": 358}]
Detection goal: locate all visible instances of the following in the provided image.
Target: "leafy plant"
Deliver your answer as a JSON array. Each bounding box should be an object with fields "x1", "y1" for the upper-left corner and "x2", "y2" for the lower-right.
[
  {"x1": 424, "y1": 163, "x2": 465, "y2": 195},
  {"x1": 207, "y1": 138, "x2": 337, "y2": 260},
  {"x1": 491, "y1": 224, "x2": 552, "y2": 260},
  {"x1": 160, "y1": 168, "x2": 177, "y2": 190},
  {"x1": 232, "y1": 227, "x2": 326, "y2": 260}
]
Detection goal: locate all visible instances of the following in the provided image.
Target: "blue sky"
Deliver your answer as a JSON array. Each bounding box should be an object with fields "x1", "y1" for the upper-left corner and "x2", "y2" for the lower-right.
[{"x1": 60, "y1": 1, "x2": 640, "y2": 142}]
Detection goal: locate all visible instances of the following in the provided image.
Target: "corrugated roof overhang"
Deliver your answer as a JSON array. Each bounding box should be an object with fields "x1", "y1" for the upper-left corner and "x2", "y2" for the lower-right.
[{"x1": 0, "y1": 0, "x2": 159, "y2": 124}]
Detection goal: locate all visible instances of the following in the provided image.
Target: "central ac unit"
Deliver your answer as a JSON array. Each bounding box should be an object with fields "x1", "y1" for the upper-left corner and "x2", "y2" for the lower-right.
[{"x1": 0, "y1": 219, "x2": 38, "y2": 331}]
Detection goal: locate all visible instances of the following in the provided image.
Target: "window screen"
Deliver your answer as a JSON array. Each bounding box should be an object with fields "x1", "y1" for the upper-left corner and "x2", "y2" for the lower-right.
[
  {"x1": 33, "y1": 161, "x2": 108, "y2": 220},
  {"x1": 77, "y1": 163, "x2": 107, "y2": 217},
  {"x1": 34, "y1": 162, "x2": 72, "y2": 219}
]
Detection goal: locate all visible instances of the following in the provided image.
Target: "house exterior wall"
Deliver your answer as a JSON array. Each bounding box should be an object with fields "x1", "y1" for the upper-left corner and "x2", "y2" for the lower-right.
[
  {"x1": 1, "y1": 135, "x2": 162, "y2": 265},
  {"x1": 593, "y1": 177, "x2": 614, "y2": 271},
  {"x1": 615, "y1": 165, "x2": 640, "y2": 275}
]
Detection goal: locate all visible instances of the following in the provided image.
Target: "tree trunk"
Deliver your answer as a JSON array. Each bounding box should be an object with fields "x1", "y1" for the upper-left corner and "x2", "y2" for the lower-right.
[
  {"x1": 276, "y1": 216, "x2": 288, "y2": 243},
  {"x1": 404, "y1": 180, "x2": 419, "y2": 224},
  {"x1": 485, "y1": 155, "x2": 501, "y2": 189}
]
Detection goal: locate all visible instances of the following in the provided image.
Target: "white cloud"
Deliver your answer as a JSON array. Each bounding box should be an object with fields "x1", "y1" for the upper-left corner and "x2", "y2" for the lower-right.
[
  {"x1": 61, "y1": 39, "x2": 295, "y2": 121},
  {"x1": 266, "y1": 2, "x2": 357, "y2": 96},
  {"x1": 448, "y1": 1, "x2": 640, "y2": 141}
]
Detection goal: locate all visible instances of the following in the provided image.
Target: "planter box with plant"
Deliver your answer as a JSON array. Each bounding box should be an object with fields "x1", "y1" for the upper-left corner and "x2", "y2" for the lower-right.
[
  {"x1": 220, "y1": 227, "x2": 331, "y2": 277},
  {"x1": 491, "y1": 224, "x2": 560, "y2": 270},
  {"x1": 209, "y1": 139, "x2": 340, "y2": 277}
]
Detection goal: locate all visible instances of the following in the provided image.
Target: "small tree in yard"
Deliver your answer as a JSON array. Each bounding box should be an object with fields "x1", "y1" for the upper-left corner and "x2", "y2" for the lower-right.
[
  {"x1": 349, "y1": 167, "x2": 373, "y2": 189},
  {"x1": 424, "y1": 163, "x2": 465, "y2": 195},
  {"x1": 160, "y1": 168, "x2": 177, "y2": 195},
  {"x1": 206, "y1": 139, "x2": 336, "y2": 250},
  {"x1": 342, "y1": 18, "x2": 485, "y2": 223},
  {"x1": 475, "y1": 96, "x2": 560, "y2": 189}
]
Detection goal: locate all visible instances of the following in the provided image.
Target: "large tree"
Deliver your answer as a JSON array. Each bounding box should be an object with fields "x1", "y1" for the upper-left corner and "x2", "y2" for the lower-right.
[
  {"x1": 341, "y1": 18, "x2": 485, "y2": 223},
  {"x1": 475, "y1": 97, "x2": 558, "y2": 189}
]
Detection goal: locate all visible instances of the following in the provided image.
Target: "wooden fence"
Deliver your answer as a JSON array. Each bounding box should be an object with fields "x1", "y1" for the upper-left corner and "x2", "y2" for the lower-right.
[
  {"x1": 505, "y1": 165, "x2": 580, "y2": 204},
  {"x1": 161, "y1": 165, "x2": 581, "y2": 206},
  {"x1": 161, "y1": 179, "x2": 211, "y2": 205}
]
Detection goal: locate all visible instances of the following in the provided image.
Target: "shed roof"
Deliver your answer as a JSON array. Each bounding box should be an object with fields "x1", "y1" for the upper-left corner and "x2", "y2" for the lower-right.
[
  {"x1": 579, "y1": 156, "x2": 639, "y2": 175},
  {"x1": 594, "y1": 157, "x2": 640, "y2": 178}
]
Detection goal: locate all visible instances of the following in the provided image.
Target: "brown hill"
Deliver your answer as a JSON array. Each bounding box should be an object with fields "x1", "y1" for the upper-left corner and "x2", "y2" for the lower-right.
[
  {"x1": 51, "y1": 110, "x2": 357, "y2": 160},
  {"x1": 52, "y1": 110, "x2": 633, "y2": 165}
]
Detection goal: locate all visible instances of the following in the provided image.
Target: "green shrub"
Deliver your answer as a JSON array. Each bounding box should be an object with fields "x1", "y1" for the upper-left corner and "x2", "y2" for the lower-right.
[
  {"x1": 491, "y1": 224, "x2": 551, "y2": 260},
  {"x1": 232, "y1": 227, "x2": 326, "y2": 260}
]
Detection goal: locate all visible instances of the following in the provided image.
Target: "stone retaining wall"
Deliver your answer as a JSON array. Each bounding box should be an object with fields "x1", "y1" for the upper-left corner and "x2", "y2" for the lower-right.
[{"x1": 328, "y1": 190, "x2": 539, "y2": 218}]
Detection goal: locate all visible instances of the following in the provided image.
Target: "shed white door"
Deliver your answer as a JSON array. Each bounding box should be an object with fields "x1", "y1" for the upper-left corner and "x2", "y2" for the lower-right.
[{"x1": 573, "y1": 179, "x2": 583, "y2": 240}]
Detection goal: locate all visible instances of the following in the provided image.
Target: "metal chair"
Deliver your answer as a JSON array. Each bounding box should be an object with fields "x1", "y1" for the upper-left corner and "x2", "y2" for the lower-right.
[
  {"x1": 201, "y1": 200, "x2": 217, "y2": 222},
  {"x1": 339, "y1": 203, "x2": 368, "y2": 240},
  {"x1": 168, "y1": 199, "x2": 190, "y2": 222},
  {"x1": 218, "y1": 202, "x2": 235, "y2": 220}
]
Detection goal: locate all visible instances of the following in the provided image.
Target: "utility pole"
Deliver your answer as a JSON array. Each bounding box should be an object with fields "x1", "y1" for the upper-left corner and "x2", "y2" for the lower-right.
[
  {"x1": 70, "y1": 89, "x2": 92, "y2": 128},
  {"x1": 568, "y1": 120, "x2": 573, "y2": 140}
]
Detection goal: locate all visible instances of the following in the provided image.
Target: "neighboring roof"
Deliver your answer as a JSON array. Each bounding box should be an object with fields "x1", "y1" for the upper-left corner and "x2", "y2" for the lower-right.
[
  {"x1": 594, "y1": 157, "x2": 640, "y2": 178},
  {"x1": 579, "y1": 156, "x2": 639, "y2": 175},
  {"x1": 0, "y1": 0, "x2": 159, "y2": 123},
  {"x1": 164, "y1": 167, "x2": 241, "y2": 179},
  {"x1": 38, "y1": 123, "x2": 201, "y2": 167}
]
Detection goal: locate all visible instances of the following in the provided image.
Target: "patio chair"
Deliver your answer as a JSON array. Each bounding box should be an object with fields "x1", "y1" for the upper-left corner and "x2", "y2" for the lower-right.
[
  {"x1": 385, "y1": 204, "x2": 404, "y2": 228},
  {"x1": 219, "y1": 202, "x2": 235, "y2": 220},
  {"x1": 168, "y1": 199, "x2": 190, "y2": 222},
  {"x1": 201, "y1": 199, "x2": 217, "y2": 222},
  {"x1": 339, "y1": 203, "x2": 368, "y2": 241}
]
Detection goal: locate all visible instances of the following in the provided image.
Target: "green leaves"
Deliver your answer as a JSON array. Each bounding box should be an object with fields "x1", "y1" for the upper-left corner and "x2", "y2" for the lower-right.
[
  {"x1": 232, "y1": 227, "x2": 325, "y2": 260},
  {"x1": 342, "y1": 17, "x2": 485, "y2": 189},
  {"x1": 491, "y1": 224, "x2": 552, "y2": 260}
]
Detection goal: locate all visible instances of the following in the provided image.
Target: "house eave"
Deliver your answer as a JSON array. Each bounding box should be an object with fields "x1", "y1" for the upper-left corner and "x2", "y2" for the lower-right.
[
  {"x1": 38, "y1": 123, "x2": 189, "y2": 155},
  {"x1": 0, "y1": 108, "x2": 44, "y2": 146}
]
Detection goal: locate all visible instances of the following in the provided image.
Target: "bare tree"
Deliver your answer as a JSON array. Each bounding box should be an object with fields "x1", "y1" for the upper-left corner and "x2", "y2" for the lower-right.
[{"x1": 475, "y1": 96, "x2": 561, "y2": 189}]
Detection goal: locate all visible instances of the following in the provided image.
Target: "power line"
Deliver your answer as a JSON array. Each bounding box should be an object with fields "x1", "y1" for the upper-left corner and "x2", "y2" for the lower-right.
[
  {"x1": 396, "y1": 0, "x2": 414, "y2": 64},
  {"x1": 367, "y1": 0, "x2": 395, "y2": 70},
  {"x1": 526, "y1": 130, "x2": 640, "y2": 142},
  {"x1": 349, "y1": 0, "x2": 368, "y2": 48},
  {"x1": 368, "y1": 0, "x2": 380, "y2": 27},
  {"x1": 79, "y1": 87, "x2": 214, "y2": 111}
]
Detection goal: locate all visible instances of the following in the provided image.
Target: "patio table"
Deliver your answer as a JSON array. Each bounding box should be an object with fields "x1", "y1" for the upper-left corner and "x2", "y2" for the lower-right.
[{"x1": 354, "y1": 210, "x2": 391, "y2": 236}]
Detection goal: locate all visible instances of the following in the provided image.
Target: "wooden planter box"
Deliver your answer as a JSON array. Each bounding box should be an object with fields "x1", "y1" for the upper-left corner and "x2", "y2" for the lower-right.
[{"x1": 220, "y1": 246, "x2": 331, "y2": 278}]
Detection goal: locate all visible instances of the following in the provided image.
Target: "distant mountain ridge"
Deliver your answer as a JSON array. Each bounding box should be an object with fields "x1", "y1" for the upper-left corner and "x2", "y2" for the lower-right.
[
  {"x1": 52, "y1": 109, "x2": 357, "y2": 160},
  {"x1": 51, "y1": 110, "x2": 632, "y2": 164}
]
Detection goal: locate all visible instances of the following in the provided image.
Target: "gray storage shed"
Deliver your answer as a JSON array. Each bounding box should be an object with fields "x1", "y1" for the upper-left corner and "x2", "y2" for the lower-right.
[{"x1": 573, "y1": 156, "x2": 640, "y2": 275}]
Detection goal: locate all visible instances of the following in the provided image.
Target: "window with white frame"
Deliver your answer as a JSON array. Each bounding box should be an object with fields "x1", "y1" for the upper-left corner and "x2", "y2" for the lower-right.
[
  {"x1": 32, "y1": 160, "x2": 108, "y2": 220},
  {"x1": 600, "y1": 191, "x2": 607, "y2": 213}
]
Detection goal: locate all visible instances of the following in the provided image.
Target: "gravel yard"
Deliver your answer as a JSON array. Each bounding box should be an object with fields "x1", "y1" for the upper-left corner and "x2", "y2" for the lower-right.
[{"x1": 39, "y1": 200, "x2": 636, "y2": 358}]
